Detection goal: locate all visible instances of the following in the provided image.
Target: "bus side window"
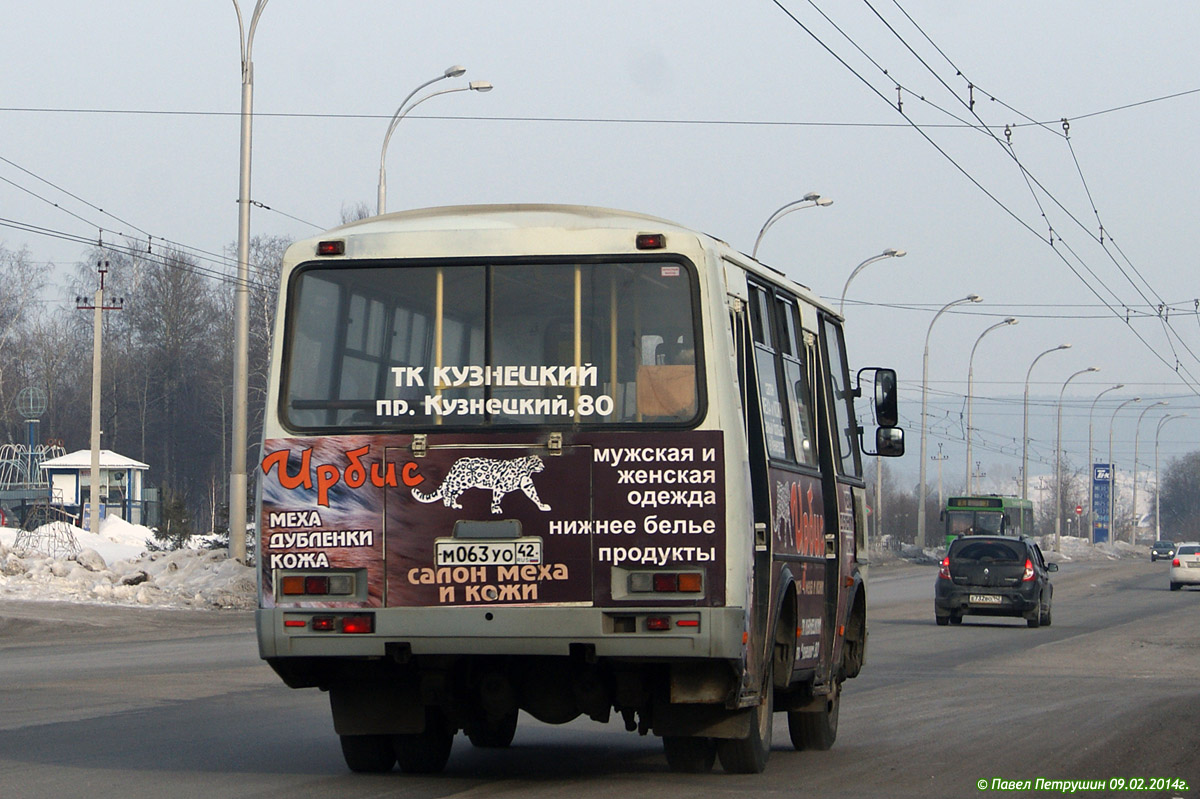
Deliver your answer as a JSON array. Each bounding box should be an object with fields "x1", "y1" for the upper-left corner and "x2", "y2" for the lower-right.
[
  {"x1": 820, "y1": 317, "x2": 862, "y2": 478},
  {"x1": 778, "y1": 297, "x2": 817, "y2": 467},
  {"x1": 749, "y1": 284, "x2": 792, "y2": 461}
]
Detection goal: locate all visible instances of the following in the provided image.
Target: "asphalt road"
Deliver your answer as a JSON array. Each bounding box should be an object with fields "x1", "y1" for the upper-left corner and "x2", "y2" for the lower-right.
[{"x1": 0, "y1": 557, "x2": 1196, "y2": 798}]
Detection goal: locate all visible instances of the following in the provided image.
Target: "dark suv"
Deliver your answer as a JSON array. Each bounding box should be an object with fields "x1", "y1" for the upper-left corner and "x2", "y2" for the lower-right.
[
  {"x1": 935, "y1": 536, "x2": 1057, "y2": 628},
  {"x1": 1150, "y1": 540, "x2": 1175, "y2": 561}
]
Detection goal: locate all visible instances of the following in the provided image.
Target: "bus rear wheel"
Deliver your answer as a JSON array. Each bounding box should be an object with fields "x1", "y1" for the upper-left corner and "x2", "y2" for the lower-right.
[
  {"x1": 393, "y1": 709, "x2": 454, "y2": 774},
  {"x1": 467, "y1": 710, "x2": 518, "y2": 749},
  {"x1": 787, "y1": 685, "x2": 839, "y2": 751},
  {"x1": 662, "y1": 736, "x2": 716, "y2": 773},
  {"x1": 716, "y1": 668, "x2": 773, "y2": 774},
  {"x1": 339, "y1": 734, "x2": 396, "y2": 773}
]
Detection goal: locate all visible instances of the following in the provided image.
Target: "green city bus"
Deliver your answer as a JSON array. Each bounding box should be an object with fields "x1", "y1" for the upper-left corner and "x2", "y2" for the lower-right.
[{"x1": 941, "y1": 495, "x2": 1034, "y2": 548}]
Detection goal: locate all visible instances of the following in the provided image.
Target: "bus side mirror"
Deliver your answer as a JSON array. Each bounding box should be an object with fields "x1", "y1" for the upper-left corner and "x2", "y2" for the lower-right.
[
  {"x1": 856, "y1": 367, "x2": 903, "y2": 457},
  {"x1": 856, "y1": 366, "x2": 898, "y2": 427},
  {"x1": 875, "y1": 426, "x2": 904, "y2": 457}
]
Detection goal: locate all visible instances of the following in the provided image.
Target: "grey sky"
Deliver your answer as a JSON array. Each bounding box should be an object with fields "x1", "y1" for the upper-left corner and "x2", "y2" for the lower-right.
[{"x1": 4, "y1": 1, "x2": 1199, "y2": 486}]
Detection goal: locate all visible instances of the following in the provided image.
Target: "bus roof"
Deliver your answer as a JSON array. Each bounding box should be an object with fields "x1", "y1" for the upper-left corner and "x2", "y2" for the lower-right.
[
  {"x1": 315, "y1": 203, "x2": 713, "y2": 242},
  {"x1": 946, "y1": 495, "x2": 1032, "y2": 509},
  {"x1": 286, "y1": 203, "x2": 825, "y2": 313}
]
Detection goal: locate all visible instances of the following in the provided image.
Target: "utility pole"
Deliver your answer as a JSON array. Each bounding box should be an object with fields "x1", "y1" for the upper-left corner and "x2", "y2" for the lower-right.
[
  {"x1": 231, "y1": 0, "x2": 270, "y2": 564},
  {"x1": 932, "y1": 444, "x2": 950, "y2": 513},
  {"x1": 76, "y1": 261, "x2": 123, "y2": 535}
]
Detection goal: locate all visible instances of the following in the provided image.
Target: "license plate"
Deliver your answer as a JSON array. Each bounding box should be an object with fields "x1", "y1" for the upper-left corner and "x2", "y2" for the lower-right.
[
  {"x1": 435, "y1": 539, "x2": 542, "y2": 567},
  {"x1": 969, "y1": 593, "x2": 1003, "y2": 605}
]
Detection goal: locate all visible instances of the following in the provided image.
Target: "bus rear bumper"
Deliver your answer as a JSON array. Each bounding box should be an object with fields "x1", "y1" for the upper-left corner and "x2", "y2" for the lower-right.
[{"x1": 257, "y1": 605, "x2": 747, "y2": 661}]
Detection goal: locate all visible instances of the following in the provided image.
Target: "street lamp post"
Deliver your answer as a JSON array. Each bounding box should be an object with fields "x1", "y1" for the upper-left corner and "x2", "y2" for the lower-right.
[
  {"x1": 838, "y1": 247, "x2": 904, "y2": 561},
  {"x1": 916, "y1": 294, "x2": 982, "y2": 548},
  {"x1": 1132, "y1": 400, "x2": 1168, "y2": 544},
  {"x1": 1155, "y1": 414, "x2": 1187, "y2": 540},
  {"x1": 1108, "y1": 396, "x2": 1141, "y2": 545},
  {"x1": 230, "y1": 0, "x2": 270, "y2": 564},
  {"x1": 378, "y1": 67, "x2": 492, "y2": 215},
  {"x1": 965, "y1": 317, "x2": 1017, "y2": 493},
  {"x1": 751, "y1": 193, "x2": 833, "y2": 259},
  {"x1": 1055, "y1": 367, "x2": 1099, "y2": 552},
  {"x1": 838, "y1": 248, "x2": 905, "y2": 316},
  {"x1": 1021, "y1": 344, "x2": 1071, "y2": 501},
  {"x1": 1087, "y1": 384, "x2": 1124, "y2": 543}
]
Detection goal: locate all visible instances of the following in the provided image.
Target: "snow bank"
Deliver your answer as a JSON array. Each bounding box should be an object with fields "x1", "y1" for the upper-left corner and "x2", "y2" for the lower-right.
[
  {"x1": 1043, "y1": 534, "x2": 1149, "y2": 562},
  {"x1": 892, "y1": 534, "x2": 1150, "y2": 566},
  {"x1": 0, "y1": 516, "x2": 255, "y2": 610}
]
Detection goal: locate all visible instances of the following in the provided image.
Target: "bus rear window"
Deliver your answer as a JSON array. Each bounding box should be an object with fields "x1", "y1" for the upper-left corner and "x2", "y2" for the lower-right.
[{"x1": 282, "y1": 259, "x2": 702, "y2": 430}]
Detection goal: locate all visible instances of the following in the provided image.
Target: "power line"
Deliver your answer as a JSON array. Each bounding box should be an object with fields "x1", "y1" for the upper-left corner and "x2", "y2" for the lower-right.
[
  {"x1": 0, "y1": 216, "x2": 271, "y2": 292},
  {"x1": 771, "y1": 0, "x2": 1200, "y2": 397},
  {"x1": 0, "y1": 88, "x2": 1195, "y2": 128}
]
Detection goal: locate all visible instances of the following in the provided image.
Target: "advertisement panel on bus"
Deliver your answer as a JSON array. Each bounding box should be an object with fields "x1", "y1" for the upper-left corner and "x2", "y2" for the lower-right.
[{"x1": 260, "y1": 430, "x2": 727, "y2": 610}]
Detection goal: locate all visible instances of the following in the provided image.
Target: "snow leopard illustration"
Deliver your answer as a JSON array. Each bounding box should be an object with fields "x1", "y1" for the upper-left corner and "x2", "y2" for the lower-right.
[
  {"x1": 411, "y1": 455, "x2": 552, "y2": 514},
  {"x1": 773, "y1": 481, "x2": 793, "y2": 543}
]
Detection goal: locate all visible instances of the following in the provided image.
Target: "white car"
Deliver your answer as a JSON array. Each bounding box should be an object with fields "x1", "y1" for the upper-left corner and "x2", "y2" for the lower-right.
[{"x1": 1169, "y1": 542, "x2": 1200, "y2": 591}]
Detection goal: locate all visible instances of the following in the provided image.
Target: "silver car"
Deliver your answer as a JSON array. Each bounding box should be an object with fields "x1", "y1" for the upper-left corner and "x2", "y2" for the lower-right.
[{"x1": 1169, "y1": 542, "x2": 1200, "y2": 591}]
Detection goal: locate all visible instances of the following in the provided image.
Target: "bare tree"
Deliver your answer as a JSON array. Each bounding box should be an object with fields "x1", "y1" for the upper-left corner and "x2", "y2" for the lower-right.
[
  {"x1": 1035, "y1": 455, "x2": 1086, "y2": 537},
  {"x1": 340, "y1": 201, "x2": 372, "y2": 224},
  {"x1": 0, "y1": 245, "x2": 50, "y2": 441},
  {"x1": 1159, "y1": 451, "x2": 1200, "y2": 538}
]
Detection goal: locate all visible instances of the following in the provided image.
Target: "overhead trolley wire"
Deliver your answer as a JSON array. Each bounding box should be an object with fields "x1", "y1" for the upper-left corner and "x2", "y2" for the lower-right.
[
  {"x1": 0, "y1": 216, "x2": 271, "y2": 293},
  {"x1": 0, "y1": 154, "x2": 292, "y2": 288},
  {"x1": 876, "y1": 0, "x2": 1200, "y2": 376},
  {"x1": 1, "y1": 87, "x2": 1196, "y2": 130},
  {"x1": 771, "y1": 0, "x2": 1200, "y2": 397}
]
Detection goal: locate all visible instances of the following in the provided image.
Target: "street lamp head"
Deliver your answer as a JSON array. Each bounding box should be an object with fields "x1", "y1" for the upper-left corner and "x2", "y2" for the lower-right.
[
  {"x1": 444, "y1": 65, "x2": 467, "y2": 78},
  {"x1": 1004, "y1": 317, "x2": 1018, "y2": 325},
  {"x1": 1057, "y1": 343, "x2": 1071, "y2": 350},
  {"x1": 884, "y1": 248, "x2": 906, "y2": 257},
  {"x1": 751, "y1": 194, "x2": 834, "y2": 258},
  {"x1": 469, "y1": 81, "x2": 493, "y2": 92},
  {"x1": 966, "y1": 294, "x2": 982, "y2": 303}
]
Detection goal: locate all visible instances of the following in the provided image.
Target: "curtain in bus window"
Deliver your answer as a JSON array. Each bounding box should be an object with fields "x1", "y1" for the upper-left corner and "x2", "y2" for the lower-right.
[
  {"x1": 283, "y1": 260, "x2": 699, "y2": 429},
  {"x1": 754, "y1": 347, "x2": 790, "y2": 460},
  {"x1": 285, "y1": 266, "x2": 486, "y2": 427},
  {"x1": 747, "y1": 284, "x2": 794, "y2": 462},
  {"x1": 778, "y1": 298, "x2": 817, "y2": 467},
  {"x1": 821, "y1": 318, "x2": 862, "y2": 477}
]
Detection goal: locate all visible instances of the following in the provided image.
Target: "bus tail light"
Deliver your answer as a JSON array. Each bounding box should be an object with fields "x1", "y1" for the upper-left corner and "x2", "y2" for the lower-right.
[
  {"x1": 280, "y1": 572, "x2": 357, "y2": 597},
  {"x1": 628, "y1": 571, "x2": 703, "y2": 594},
  {"x1": 284, "y1": 613, "x2": 375, "y2": 633},
  {"x1": 340, "y1": 615, "x2": 374, "y2": 634},
  {"x1": 646, "y1": 616, "x2": 670, "y2": 631}
]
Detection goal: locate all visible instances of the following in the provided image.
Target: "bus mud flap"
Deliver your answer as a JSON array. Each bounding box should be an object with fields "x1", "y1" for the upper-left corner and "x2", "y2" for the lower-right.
[
  {"x1": 651, "y1": 700, "x2": 752, "y2": 740},
  {"x1": 330, "y1": 678, "x2": 424, "y2": 736}
]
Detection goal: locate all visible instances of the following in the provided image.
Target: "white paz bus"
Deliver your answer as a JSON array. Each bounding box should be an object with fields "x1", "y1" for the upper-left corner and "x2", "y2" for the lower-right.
[{"x1": 256, "y1": 204, "x2": 903, "y2": 774}]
